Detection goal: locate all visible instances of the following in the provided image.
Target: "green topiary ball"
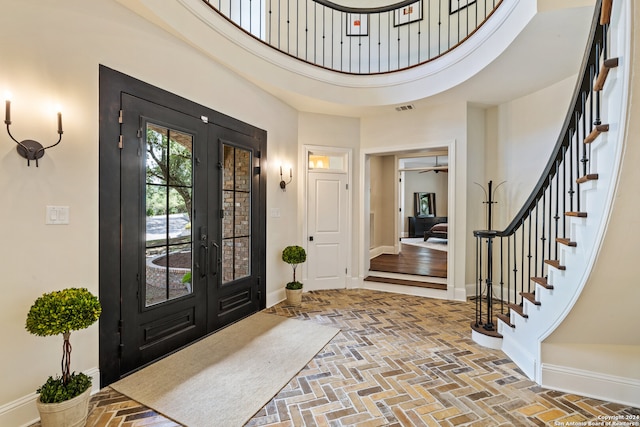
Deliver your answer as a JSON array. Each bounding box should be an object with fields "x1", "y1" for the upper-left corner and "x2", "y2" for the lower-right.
[
  {"x1": 26, "y1": 288, "x2": 102, "y2": 337},
  {"x1": 282, "y1": 245, "x2": 306, "y2": 265}
]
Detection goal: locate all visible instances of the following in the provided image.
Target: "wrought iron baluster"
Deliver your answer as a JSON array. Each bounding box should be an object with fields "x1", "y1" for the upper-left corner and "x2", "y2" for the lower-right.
[
  {"x1": 552, "y1": 160, "x2": 560, "y2": 260},
  {"x1": 581, "y1": 92, "x2": 589, "y2": 178},
  {"x1": 533, "y1": 203, "x2": 538, "y2": 285},
  {"x1": 575, "y1": 111, "x2": 581, "y2": 212},
  {"x1": 562, "y1": 146, "x2": 567, "y2": 238},
  {"x1": 499, "y1": 236, "x2": 505, "y2": 315}
]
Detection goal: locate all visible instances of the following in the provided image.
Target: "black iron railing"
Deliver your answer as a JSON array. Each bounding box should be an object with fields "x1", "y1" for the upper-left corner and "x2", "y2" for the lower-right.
[
  {"x1": 202, "y1": 0, "x2": 501, "y2": 74},
  {"x1": 472, "y1": 0, "x2": 613, "y2": 337}
]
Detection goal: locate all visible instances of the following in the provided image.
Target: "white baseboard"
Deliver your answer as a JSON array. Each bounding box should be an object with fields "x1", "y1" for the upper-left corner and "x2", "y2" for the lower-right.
[
  {"x1": 502, "y1": 336, "x2": 537, "y2": 381},
  {"x1": 0, "y1": 391, "x2": 39, "y2": 427},
  {"x1": 465, "y1": 282, "x2": 476, "y2": 298},
  {"x1": 542, "y1": 363, "x2": 640, "y2": 408},
  {"x1": 347, "y1": 276, "x2": 361, "y2": 289},
  {"x1": 0, "y1": 368, "x2": 100, "y2": 427},
  {"x1": 266, "y1": 286, "x2": 286, "y2": 307},
  {"x1": 369, "y1": 245, "x2": 395, "y2": 259},
  {"x1": 454, "y1": 286, "x2": 467, "y2": 301}
]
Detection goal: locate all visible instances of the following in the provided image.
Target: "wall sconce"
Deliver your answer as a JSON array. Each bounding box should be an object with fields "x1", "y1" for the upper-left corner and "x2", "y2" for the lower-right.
[
  {"x1": 279, "y1": 165, "x2": 292, "y2": 191},
  {"x1": 4, "y1": 96, "x2": 63, "y2": 167}
]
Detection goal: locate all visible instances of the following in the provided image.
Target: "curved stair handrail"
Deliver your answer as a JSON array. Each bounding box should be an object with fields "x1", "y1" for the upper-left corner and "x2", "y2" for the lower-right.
[{"x1": 493, "y1": 6, "x2": 605, "y2": 238}]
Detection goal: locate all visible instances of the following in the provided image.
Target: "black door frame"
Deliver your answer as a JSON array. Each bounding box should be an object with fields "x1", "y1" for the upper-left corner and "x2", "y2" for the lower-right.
[{"x1": 98, "y1": 65, "x2": 267, "y2": 387}]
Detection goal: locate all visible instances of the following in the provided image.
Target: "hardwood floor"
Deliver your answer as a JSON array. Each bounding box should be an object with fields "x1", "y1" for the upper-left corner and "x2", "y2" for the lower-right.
[{"x1": 369, "y1": 243, "x2": 447, "y2": 278}]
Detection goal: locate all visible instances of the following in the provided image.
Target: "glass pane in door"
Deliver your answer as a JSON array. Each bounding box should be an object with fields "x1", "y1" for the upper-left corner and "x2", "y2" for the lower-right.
[
  {"x1": 221, "y1": 144, "x2": 251, "y2": 284},
  {"x1": 145, "y1": 123, "x2": 194, "y2": 306}
]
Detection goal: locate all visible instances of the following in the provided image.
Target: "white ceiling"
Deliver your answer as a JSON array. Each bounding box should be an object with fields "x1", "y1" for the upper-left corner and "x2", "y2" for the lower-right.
[{"x1": 411, "y1": 4, "x2": 595, "y2": 111}]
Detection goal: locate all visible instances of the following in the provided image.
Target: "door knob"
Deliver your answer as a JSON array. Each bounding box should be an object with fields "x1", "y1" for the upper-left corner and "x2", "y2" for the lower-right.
[{"x1": 309, "y1": 236, "x2": 314, "y2": 241}]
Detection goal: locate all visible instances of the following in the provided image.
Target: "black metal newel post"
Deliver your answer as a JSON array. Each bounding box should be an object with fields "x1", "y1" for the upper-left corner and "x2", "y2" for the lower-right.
[
  {"x1": 484, "y1": 233, "x2": 495, "y2": 331},
  {"x1": 473, "y1": 180, "x2": 505, "y2": 332}
]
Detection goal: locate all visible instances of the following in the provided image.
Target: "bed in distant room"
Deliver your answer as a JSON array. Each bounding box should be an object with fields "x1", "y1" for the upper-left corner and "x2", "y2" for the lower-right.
[{"x1": 424, "y1": 223, "x2": 448, "y2": 241}]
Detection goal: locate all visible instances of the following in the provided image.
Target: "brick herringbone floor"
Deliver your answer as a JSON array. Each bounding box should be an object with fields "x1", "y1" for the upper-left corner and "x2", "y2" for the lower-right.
[{"x1": 41, "y1": 289, "x2": 639, "y2": 426}]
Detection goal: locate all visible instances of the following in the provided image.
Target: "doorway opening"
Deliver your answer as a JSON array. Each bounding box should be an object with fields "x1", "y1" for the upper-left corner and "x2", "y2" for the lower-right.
[{"x1": 361, "y1": 143, "x2": 455, "y2": 299}]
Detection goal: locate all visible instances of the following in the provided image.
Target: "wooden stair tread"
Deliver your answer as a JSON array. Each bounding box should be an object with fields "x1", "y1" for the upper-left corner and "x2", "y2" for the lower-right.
[
  {"x1": 566, "y1": 211, "x2": 588, "y2": 218},
  {"x1": 508, "y1": 304, "x2": 528, "y2": 319},
  {"x1": 544, "y1": 259, "x2": 566, "y2": 271},
  {"x1": 363, "y1": 275, "x2": 446, "y2": 290},
  {"x1": 594, "y1": 57, "x2": 619, "y2": 91},
  {"x1": 521, "y1": 292, "x2": 541, "y2": 306},
  {"x1": 556, "y1": 237, "x2": 577, "y2": 247},
  {"x1": 577, "y1": 174, "x2": 599, "y2": 184},
  {"x1": 497, "y1": 314, "x2": 514, "y2": 328},
  {"x1": 584, "y1": 124, "x2": 609, "y2": 144},
  {"x1": 531, "y1": 276, "x2": 553, "y2": 289},
  {"x1": 601, "y1": 0, "x2": 612, "y2": 25}
]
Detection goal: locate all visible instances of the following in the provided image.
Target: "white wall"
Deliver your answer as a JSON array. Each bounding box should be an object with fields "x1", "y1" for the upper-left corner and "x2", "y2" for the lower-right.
[
  {"x1": 485, "y1": 75, "x2": 576, "y2": 230},
  {"x1": 466, "y1": 106, "x2": 488, "y2": 292},
  {"x1": 0, "y1": 1, "x2": 298, "y2": 423},
  {"x1": 371, "y1": 156, "x2": 396, "y2": 247}
]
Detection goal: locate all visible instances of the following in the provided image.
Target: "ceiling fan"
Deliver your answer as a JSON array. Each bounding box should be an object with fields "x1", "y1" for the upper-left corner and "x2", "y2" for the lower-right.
[{"x1": 418, "y1": 156, "x2": 448, "y2": 173}]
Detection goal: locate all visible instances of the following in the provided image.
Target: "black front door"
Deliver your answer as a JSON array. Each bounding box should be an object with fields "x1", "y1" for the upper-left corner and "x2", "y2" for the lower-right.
[
  {"x1": 209, "y1": 124, "x2": 264, "y2": 331},
  {"x1": 99, "y1": 67, "x2": 267, "y2": 384},
  {"x1": 119, "y1": 94, "x2": 211, "y2": 374}
]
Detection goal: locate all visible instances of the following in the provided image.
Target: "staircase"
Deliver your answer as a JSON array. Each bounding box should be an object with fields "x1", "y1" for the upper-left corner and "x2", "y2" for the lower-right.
[{"x1": 472, "y1": 0, "x2": 634, "y2": 399}]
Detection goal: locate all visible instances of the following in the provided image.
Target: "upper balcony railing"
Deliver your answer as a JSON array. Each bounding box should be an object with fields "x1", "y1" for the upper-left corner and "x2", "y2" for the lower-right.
[{"x1": 202, "y1": 0, "x2": 502, "y2": 74}]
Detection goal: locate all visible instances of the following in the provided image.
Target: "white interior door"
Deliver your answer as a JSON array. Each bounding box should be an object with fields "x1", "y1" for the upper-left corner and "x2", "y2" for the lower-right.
[{"x1": 307, "y1": 171, "x2": 349, "y2": 289}]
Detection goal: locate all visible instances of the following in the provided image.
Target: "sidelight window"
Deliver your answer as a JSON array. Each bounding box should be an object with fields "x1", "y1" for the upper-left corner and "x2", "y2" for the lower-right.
[
  {"x1": 144, "y1": 123, "x2": 194, "y2": 306},
  {"x1": 222, "y1": 144, "x2": 252, "y2": 283}
]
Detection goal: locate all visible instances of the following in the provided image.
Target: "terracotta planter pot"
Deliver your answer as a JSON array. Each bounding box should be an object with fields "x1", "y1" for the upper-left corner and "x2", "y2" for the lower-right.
[
  {"x1": 36, "y1": 387, "x2": 91, "y2": 427},
  {"x1": 285, "y1": 288, "x2": 303, "y2": 306}
]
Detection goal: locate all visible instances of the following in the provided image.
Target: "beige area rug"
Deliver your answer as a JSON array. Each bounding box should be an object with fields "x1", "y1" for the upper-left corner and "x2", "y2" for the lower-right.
[
  {"x1": 111, "y1": 312, "x2": 339, "y2": 427},
  {"x1": 402, "y1": 237, "x2": 448, "y2": 252}
]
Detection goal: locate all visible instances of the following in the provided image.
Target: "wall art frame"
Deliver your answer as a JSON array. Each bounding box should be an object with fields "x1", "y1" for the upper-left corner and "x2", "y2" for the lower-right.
[
  {"x1": 346, "y1": 13, "x2": 368, "y2": 36},
  {"x1": 394, "y1": 0, "x2": 423, "y2": 27},
  {"x1": 414, "y1": 192, "x2": 436, "y2": 217}
]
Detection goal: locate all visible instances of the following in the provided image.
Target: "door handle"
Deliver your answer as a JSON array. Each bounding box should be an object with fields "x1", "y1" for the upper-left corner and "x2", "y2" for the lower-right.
[
  {"x1": 309, "y1": 236, "x2": 314, "y2": 241},
  {"x1": 211, "y1": 242, "x2": 219, "y2": 276},
  {"x1": 199, "y1": 241, "x2": 208, "y2": 278},
  {"x1": 198, "y1": 227, "x2": 208, "y2": 278}
]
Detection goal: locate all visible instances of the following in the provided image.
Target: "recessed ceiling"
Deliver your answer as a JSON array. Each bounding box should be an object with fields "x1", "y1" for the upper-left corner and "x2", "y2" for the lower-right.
[{"x1": 265, "y1": 3, "x2": 595, "y2": 117}]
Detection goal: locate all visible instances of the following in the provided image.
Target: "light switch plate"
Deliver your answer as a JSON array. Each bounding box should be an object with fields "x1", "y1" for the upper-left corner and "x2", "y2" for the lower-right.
[{"x1": 46, "y1": 206, "x2": 69, "y2": 225}]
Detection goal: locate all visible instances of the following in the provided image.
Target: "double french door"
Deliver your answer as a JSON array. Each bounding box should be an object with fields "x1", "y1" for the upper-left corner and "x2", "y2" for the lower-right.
[{"x1": 99, "y1": 67, "x2": 266, "y2": 384}]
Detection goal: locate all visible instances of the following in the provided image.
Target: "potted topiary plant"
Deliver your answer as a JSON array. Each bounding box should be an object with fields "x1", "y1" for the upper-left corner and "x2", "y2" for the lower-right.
[
  {"x1": 25, "y1": 287, "x2": 102, "y2": 427},
  {"x1": 282, "y1": 245, "x2": 307, "y2": 306}
]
